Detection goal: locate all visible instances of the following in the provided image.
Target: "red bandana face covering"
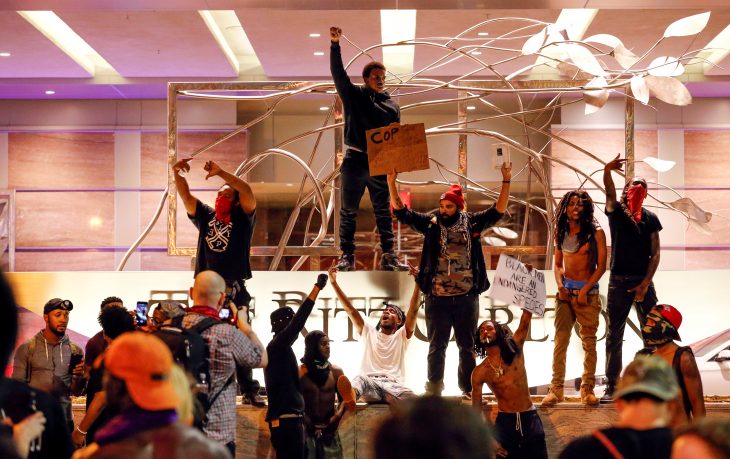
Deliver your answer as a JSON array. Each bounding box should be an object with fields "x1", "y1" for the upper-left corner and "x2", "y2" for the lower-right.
[
  {"x1": 215, "y1": 195, "x2": 234, "y2": 224},
  {"x1": 625, "y1": 184, "x2": 646, "y2": 223}
]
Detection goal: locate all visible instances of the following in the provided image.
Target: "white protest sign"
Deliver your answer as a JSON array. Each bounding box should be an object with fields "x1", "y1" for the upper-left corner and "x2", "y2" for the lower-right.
[{"x1": 489, "y1": 254, "x2": 546, "y2": 316}]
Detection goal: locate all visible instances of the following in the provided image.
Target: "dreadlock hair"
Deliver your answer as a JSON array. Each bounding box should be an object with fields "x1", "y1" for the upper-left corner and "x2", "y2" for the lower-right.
[
  {"x1": 376, "y1": 302, "x2": 406, "y2": 331},
  {"x1": 100, "y1": 296, "x2": 123, "y2": 309},
  {"x1": 473, "y1": 320, "x2": 520, "y2": 366},
  {"x1": 554, "y1": 190, "x2": 599, "y2": 270}
]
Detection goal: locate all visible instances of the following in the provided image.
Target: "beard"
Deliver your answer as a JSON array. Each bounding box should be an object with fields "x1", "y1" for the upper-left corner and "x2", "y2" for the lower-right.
[
  {"x1": 482, "y1": 336, "x2": 499, "y2": 348},
  {"x1": 439, "y1": 212, "x2": 459, "y2": 227}
]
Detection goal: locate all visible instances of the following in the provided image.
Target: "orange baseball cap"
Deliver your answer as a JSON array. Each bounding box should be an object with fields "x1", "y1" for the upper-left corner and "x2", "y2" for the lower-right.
[{"x1": 105, "y1": 332, "x2": 180, "y2": 411}]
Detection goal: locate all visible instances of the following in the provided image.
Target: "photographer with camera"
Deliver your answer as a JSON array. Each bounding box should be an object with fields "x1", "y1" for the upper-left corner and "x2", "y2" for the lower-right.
[{"x1": 179, "y1": 270, "x2": 267, "y2": 457}]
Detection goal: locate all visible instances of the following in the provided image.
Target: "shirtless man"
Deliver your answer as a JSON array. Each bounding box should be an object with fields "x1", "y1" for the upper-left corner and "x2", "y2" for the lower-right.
[
  {"x1": 299, "y1": 331, "x2": 355, "y2": 459},
  {"x1": 542, "y1": 190, "x2": 607, "y2": 407},
  {"x1": 472, "y1": 307, "x2": 547, "y2": 459},
  {"x1": 640, "y1": 304, "x2": 705, "y2": 428}
]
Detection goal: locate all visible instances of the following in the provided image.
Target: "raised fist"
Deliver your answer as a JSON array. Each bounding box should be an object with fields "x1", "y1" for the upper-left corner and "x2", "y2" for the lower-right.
[{"x1": 315, "y1": 273, "x2": 329, "y2": 289}]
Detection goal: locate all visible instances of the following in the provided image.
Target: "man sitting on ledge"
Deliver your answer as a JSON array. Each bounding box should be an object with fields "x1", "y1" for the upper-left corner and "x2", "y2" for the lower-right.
[{"x1": 328, "y1": 266, "x2": 419, "y2": 404}]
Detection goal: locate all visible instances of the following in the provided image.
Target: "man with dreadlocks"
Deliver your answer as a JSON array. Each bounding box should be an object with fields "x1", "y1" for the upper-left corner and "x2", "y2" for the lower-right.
[
  {"x1": 601, "y1": 154, "x2": 662, "y2": 403},
  {"x1": 471, "y1": 305, "x2": 547, "y2": 459},
  {"x1": 542, "y1": 190, "x2": 607, "y2": 407},
  {"x1": 299, "y1": 331, "x2": 355, "y2": 459},
  {"x1": 328, "y1": 265, "x2": 420, "y2": 404},
  {"x1": 388, "y1": 162, "x2": 511, "y2": 398},
  {"x1": 637, "y1": 305, "x2": 705, "y2": 427}
]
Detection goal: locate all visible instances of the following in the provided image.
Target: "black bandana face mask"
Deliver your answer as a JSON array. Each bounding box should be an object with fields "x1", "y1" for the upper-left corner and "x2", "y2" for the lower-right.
[{"x1": 641, "y1": 312, "x2": 676, "y2": 346}]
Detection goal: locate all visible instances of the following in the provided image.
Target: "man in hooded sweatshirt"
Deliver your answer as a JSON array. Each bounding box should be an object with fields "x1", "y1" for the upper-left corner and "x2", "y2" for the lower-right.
[
  {"x1": 387, "y1": 162, "x2": 511, "y2": 397},
  {"x1": 264, "y1": 273, "x2": 329, "y2": 459},
  {"x1": 172, "y1": 157, "x2": 264, "y2": 406},
  {"x1": 12, "y1": 298, "x2": 85, "y2": 433},
  {"x1": 601, "y1": 154, "x2": 662, "y2": 403}
]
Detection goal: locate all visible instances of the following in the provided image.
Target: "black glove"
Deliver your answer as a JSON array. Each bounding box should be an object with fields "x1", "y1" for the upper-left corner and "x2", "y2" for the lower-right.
[{"x1": 315, "y1": 273, "x2": 329, "y2": 289}]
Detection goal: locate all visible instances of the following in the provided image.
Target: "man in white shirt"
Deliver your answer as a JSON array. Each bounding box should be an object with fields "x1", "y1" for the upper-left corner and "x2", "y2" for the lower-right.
[{"x1": 328, "y1": 266, "x2": 420, "y2": 404}]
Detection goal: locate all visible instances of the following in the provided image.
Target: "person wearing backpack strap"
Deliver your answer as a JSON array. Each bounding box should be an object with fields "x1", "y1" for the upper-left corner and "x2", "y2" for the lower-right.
[
  {"x1": 11, "y1": 298, "x2": 86, "y2": 434},
  {"x1": 180, "y1": 270, "x2": 267, "y2": 457},
  {"x1": 560, "y1": 356, "x2": 677, "y2": 459},
  {"x1": 265, "y1": 272, "x2": 328, "y2": 459},
  {"x1": 640, "y1": 304, "x2": 706, "y2": 427}
]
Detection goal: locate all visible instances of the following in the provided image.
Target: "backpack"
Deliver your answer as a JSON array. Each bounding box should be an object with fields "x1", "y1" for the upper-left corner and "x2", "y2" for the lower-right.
[{"x1": 153, "y1": 315, "x2": 234, "y2": 429}]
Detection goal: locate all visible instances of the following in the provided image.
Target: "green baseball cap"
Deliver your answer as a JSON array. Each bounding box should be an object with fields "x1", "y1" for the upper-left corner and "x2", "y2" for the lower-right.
[{"x1": 614, "y1": 355, "x2": 679, "y2": 402}]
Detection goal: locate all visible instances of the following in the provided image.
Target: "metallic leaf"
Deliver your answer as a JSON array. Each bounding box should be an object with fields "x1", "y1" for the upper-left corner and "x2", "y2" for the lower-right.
[
  {"x1": 644, "y1": 75, "x2": 692, "y2": 106},
  {"x1": 663, "y1": 11, "x2": 711, "y2": 38},
  {"x1": 669, "y1": 197, "x2": 712, "y2": 223},
  {"x1": 522, "y1": 28, "x2": 546, "y2": 55},
  {"x1": 562, "y1": 43, "x2": 607, "y2": 76},
  {"x1": 648, "y1": 56, "x2": 685, "y2": 77},
  {"x1": 630, "y1": 75, "x2": 650, "y2": 105},
  {"x1": 584, "y1": 34, "x2": 622, "y2": 49},
  {"x1": 613, "y1": 43, "x2": 640, "y2": 69},
  {"x1": 642, "y1": 156, "x2": 676, "y2": 172}
]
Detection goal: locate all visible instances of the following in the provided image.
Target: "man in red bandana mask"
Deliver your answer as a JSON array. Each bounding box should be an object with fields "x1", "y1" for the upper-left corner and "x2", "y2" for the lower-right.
[
  {"x1": 172, "y1": 158, "x2": 266, "y2": 410},
  {"x1": 600, "y1": 154, "x2": 662, "y2": 404}
]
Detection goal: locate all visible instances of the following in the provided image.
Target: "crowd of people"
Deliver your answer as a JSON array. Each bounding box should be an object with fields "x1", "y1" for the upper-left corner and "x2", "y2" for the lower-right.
[{"x1": 0, "y1": 24, "x2": 727, "y2": 459}]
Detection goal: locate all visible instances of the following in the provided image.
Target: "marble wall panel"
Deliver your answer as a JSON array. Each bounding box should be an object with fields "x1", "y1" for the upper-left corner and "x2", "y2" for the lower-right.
[
  {"x1": 140, "y1": 131, "x2": 248, "y2": 189},
  {"x1": 15, "y1": 191, "x2": 114, "y2": 247},
  {"x1": 16, "y1": 251, "x2": 115, "y2": 271},
  {"x1": 549, "y1": 130, "x2": 659, "y2": 192},
  {"x1": 8, "y1": 132, "x2": 115, "y2": 189}
]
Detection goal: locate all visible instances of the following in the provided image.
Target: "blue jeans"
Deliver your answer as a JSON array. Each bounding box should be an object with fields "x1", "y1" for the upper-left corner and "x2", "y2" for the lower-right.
[
  {"x1": 339, "y1": 150, "x2": 394, "y2": 254},
  {"x1": 605, "y1": 274, "x2": 658, "y2": 386},
  {"x1": 424, "y1": 292, "x2": 479, "y2": 393}
]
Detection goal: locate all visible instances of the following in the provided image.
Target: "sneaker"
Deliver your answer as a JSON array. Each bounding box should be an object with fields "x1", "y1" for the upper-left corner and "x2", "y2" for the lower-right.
[
  {"x1": 243, "y1": 392, "x2": 266, "y2": 407},
  {"x1": 541, "y1": 387, "x2": 564, "y2": 407},
  {"x1": 599, "y1": 385, "x2": 615, "y2": 404},
  {"x1": 380, "y1": 252, "x2": 409, "y2": 271},
  {"x1": 335, "y1": 253, "x2": 355, "y2": 272},
  {"x1": 424, "y1": 380, "x2": 444, "y2": 397},
  {"x1": 461, "y1": 391, "x2": 472, "y2": 401},
  {"x1": 337, "y1": 375, "x2": 357, "y2": 411},
  {"x1": 580, "y1": 385, "x2": 599, "y2": 406}
]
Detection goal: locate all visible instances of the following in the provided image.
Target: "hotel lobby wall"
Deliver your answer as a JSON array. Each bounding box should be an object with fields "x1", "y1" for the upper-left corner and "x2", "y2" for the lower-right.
[
  {"x1": 553, "y1": 98, "x2": 730, "y2": 270},
  {"x1": 1, "y1": 97, "x2": 729, "y2": 271}
]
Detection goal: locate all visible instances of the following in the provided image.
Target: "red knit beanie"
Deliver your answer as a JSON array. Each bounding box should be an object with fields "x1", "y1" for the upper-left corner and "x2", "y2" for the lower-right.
[{"x1": 440, "y1": 184, "x2": 465, "y2": 209}]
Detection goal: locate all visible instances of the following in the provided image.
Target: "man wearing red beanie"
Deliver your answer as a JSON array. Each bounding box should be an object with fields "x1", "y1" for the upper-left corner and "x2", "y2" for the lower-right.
[{"x1": 387, "y1": 162, "x2": 512, "y2": 397}]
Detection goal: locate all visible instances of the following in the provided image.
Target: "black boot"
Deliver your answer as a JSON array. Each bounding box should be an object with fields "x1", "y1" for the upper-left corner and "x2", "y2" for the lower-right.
[
  {"x1": 335, "y1": 253, "x2": 355, "y2": 271},
  {"x1": 600, "y1": 385, "x2": 615, "y2": 404},
  {"x1": 380, "y1": 252, "x2": 409, "y2": 271}
]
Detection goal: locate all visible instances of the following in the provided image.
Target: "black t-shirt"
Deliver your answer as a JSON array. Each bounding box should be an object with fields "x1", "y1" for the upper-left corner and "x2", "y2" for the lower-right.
[
  {"x1": 190, "y1": 200, "x2": 255, "y2": 281},
  {"x1": 607, "y1": 207, "x2": 662, "y2": 276},
  {"x1": 560, "y1": 427, "x2": 672, "y2": 459},
  {"x1": 84, "y1": 331, "x2": 106, "y2": 392}
]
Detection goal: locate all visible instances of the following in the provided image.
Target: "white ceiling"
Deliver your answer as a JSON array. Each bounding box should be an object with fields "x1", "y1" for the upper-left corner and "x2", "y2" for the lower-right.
[{"x1": 0, "y1": 1, "x2": 728, "y2": 99}]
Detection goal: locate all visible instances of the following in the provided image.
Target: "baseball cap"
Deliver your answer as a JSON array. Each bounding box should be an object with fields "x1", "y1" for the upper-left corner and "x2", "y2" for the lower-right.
[
  {"x1": 614, "y1": 355, "x2": 679, "y2": 402},
  {"x1": 43, "y1": 298, "x2": 73, "y2": 315},
  {"x1": 105, "y1": 332, "x2": 179, "y2": 411},
  {"x1": 654, "y1": 304, "x2": 682, "y2": 340}
]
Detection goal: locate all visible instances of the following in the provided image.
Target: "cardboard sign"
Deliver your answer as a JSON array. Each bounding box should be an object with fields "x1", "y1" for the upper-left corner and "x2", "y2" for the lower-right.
[
  {"x1": 365, "y1": 123, "x2": 429, "y2": 176},
  {"x1": 489, "y1": 254, "x2": 546, "y2": 316}
]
